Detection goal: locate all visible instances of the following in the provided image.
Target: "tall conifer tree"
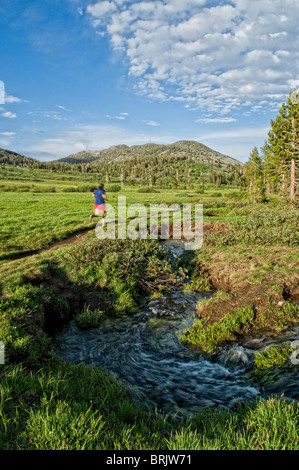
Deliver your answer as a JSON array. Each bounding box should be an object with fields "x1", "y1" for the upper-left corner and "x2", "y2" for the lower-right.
[{"x1": 266, "y1": 90, "x2": 299, "y2": 200}]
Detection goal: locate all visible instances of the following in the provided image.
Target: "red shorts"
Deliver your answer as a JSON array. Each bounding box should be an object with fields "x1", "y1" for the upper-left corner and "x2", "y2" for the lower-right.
[{"x1": 94, "y1": 204, "x2": 105, "y2": 215}]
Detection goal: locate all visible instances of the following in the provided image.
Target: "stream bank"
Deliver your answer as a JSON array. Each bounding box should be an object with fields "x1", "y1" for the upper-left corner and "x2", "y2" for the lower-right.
[{"x1": 54, "y1": 240, "x2": 299, "y2": 416}]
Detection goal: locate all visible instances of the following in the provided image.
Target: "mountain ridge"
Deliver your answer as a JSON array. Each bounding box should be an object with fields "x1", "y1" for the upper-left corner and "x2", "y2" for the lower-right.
[
  {"x1": 57, "y1": 140, "x2": 242, "y2": 166},
  {"x1": 0, "y1": 140, "x2": 243, "y2": 167}
]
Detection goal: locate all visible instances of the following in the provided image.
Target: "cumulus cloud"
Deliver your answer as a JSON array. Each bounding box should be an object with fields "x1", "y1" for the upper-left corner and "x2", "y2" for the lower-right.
[
  {"x1": 86, "y1": 0, "x2": 299, "y2": 116},
  {"x1": 86, "y1": 1, "x2": 117, "y2": 26},
  {"x1": 0, "y1": 109, "x2": 17, "y2": 119},
  {"x1": 5, "y1": 94, "x2": 26, "y2": 103}
]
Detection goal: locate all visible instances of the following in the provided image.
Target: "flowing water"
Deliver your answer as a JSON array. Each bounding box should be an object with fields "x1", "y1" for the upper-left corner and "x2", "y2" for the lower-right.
[{"x1": 54, "y1": 241, "x2": 299, "y2": 416}]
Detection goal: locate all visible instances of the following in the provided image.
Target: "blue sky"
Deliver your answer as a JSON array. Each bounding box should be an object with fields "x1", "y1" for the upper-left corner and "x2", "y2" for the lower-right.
[{"x1": 0, "y1": 0, "x2": 298, "y2": 163}]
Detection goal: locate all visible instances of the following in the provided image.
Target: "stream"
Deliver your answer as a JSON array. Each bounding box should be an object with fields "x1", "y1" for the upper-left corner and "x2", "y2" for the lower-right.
[{"x1": 54, "y1": 240, "x2": 299, "y2": 416}]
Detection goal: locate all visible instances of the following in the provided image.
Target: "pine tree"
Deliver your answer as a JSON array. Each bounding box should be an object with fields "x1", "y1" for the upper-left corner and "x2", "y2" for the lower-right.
[
  {"x1": 245, "y1": 147, "x2": 265, "y2": 203},
  {"x1": 266, "y1": 90, "x2": 299, "y2": 200}
]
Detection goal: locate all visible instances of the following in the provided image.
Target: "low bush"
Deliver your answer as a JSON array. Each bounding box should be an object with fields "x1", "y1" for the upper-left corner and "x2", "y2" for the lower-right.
[
  {"x1": 0, "y1": 284, "x2": 69, "y2": 365},
  {"x1": 137, "y1": 187, "x2": 160, "y2": 193},
  {"x1": 204, "y1": 205, "x2": 299, "y2": 247},
  {"x1": 105, "y1": 184, "x2": 121, "y2": 193},
  {"x1": 60, "y1": 237, "x2": 178, "y2": 316},
  {"x1": 74, "y1": 306, "x2": 105, "y2": 329}
]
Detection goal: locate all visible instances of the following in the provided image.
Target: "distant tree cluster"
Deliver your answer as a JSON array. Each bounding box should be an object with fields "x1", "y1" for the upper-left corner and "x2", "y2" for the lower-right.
[
  {"x1": 0, "y1": 144, "x2": 245, "y2": 190},
  {"x1": 245, "y1": 90, "x2": 299, "y2": 202},
  {"x1": 0, "y1": 149, "x2": 36, "y2": 166}
]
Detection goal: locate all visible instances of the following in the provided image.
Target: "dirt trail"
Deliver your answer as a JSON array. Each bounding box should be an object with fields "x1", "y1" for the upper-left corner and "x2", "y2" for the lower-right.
[
  {"x1": 0, "y1": 221, "x2": 221, "y2": 264},
  {"x1": 0, "y1": 226, "x2": 93, "y2": 264}
]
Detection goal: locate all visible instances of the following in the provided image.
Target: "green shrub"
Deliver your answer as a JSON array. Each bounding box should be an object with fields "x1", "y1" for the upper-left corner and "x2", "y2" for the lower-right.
[
  {"x1": 61, "y1": 238, "x2": 177, "y2": 316},
  {"x1": 205, "y1": 205, "x2": 299, "y2": 247},
  {"x1": 113, "y1": 290, "x2": 136, "y2": 315},
  {"x1": 0, "y1": 284, "x2": 69, "y2": 364},
  {"x1": 74, "y1": 306, "x2": 105, "y2": 330},
  {"x1": 137, "y1": 187, "x2": 159, "y2": 193},
  {"x1": 33, "y1": 186, "x2": 56, "y2": 193},
  {"x1": 106, "y1": 184, "x2": 121, "y2": 193},
  {"x1": 190, "y1": 276, "x2": 211, "y2": 292},
  {"x1": 76, "y1": 185, "x2": 95, "y2": 192},
  {"x1": 62, "y1": 187, "x2": 77, "y2": 192}
]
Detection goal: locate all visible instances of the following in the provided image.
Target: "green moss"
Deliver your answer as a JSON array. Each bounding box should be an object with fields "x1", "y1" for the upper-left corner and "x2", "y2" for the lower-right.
[
  {"x1": 190, "y1": 276, "x2": 211, "y2": 292},
  {"x1": 254, "y1": 342, "x2": 293, "y2": 370},
  {"x1": 258, "y1": 301, "x2": 299, "y2": 334},
  {"x1": 181, "y1": 305, "x2": 255, "y2": 353},
  {"x1": 0, "y1": 284, "x2": 69, "y2": 365}
]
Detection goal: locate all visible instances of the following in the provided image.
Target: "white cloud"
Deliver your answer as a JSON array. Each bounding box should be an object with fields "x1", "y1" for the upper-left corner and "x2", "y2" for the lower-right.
[
  {"x1": 199, "y1": 126, "x2": 270, "y2": 140},
  {"x1": 56, "y1": 104, "x2": 71, "y2": 111},
  {"x1": 106, "y1": 113, "x2": 128, "y2": 120},
  {"x1": 86, "y1": 0, "x2": 299, "y2": 116},
  {"x1": 1, "y1": 110, "x2": 17, "y2": 119},
  {"x1": 143, "y1": 120, "x2": 160, "y2": 127},
  {"x1": 0, "y1": 132, "x2": 16, "y2": 136},
  {"x1": 44, "y1": 111, "x2": 68, "y2": 121},
  {"x1": 86, "y1": 1, "x2": 117, "y2": 25},
  {"x1": 196, "y1": 117, "x2": 237, "y2": 123},
  {"x1": 5, "y1": 94, "x2": 25, "y2": 103}
]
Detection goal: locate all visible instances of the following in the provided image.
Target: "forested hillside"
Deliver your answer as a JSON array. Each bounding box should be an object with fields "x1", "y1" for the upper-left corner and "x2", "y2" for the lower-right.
[
  {"x1": 0, "y1": 140, "x2": 245, "y2": 189},
  {"x1": 0, "y1": 148, "x2": 37, "y2": 166}
]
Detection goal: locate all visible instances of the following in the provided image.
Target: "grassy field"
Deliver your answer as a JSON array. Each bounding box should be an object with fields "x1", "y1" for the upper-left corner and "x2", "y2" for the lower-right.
[
  {"x1": 0, "y1": 176, "x2": 243, "y2": 261},
  {"x1": 0, "y1": 165, "x2": 299, "y2": 450}
]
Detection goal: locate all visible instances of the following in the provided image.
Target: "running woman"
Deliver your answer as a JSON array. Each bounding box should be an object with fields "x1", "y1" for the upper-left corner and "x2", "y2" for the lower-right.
[{"x1": 89, "y1": 183, "x2": 107, "y2": 225}]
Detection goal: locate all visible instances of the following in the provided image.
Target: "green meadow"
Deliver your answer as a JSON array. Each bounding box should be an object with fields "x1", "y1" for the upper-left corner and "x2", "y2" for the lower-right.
[
  {"x1": 0, "y1": 165, "x2": 299, "y2": 450},
  {"x1": 0, "y1": 165, "x2": 242, "y2": 261}
]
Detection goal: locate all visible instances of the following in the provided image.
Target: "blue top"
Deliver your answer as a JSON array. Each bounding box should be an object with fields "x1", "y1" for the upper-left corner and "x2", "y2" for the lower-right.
[{"x1": 94, "y1": 189, "x2": 106, "y2": 205}]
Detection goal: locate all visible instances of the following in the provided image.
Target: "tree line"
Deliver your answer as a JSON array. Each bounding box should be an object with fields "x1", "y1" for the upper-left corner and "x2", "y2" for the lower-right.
[
  {"x1": 1, "y1": 150, "x2": 245, "y2": 190},
  {"x1": 245, "y1": 90, "x2": 299, "y2": 203}
]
